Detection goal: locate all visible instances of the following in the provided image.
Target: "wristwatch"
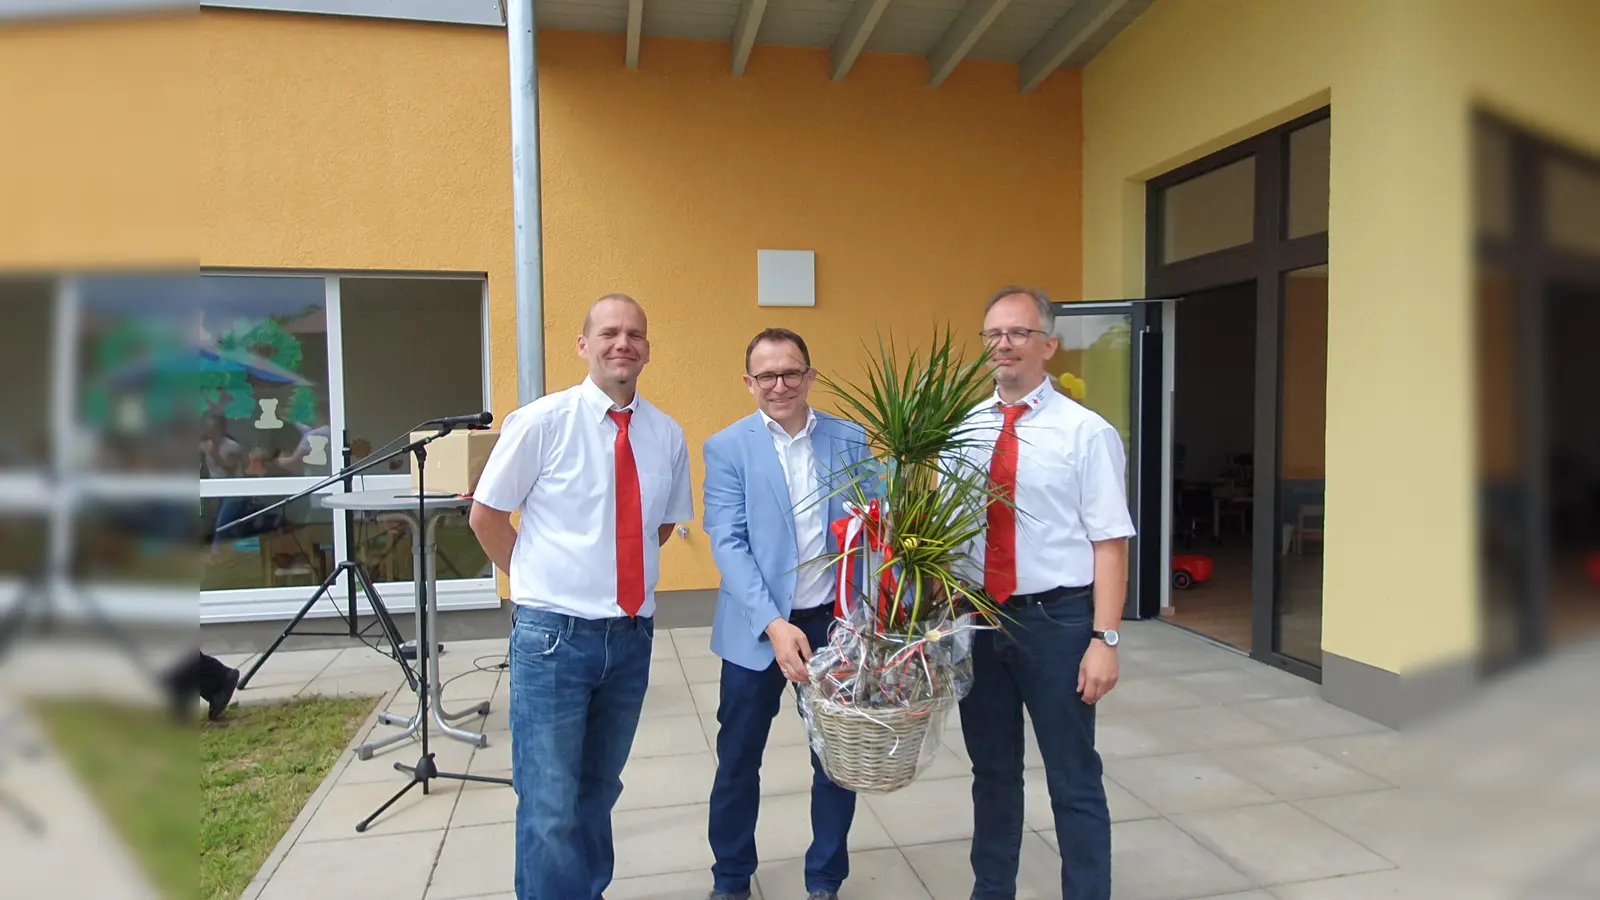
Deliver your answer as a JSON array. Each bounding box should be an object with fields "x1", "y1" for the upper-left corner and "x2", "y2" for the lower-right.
[{"x1": 1093, "y1": 629, "x2": 1120, "y2": 647}]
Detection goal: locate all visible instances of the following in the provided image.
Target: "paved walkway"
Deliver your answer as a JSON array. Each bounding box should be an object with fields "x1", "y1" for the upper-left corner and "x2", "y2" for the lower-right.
[{"x1": 218, "y1": 619, "x2": 1456, "y2": 900}]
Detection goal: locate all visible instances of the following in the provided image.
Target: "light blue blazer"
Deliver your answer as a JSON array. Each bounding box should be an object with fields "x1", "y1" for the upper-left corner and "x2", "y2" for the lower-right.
[{"x1": 702, "y1": 410, "x2": 872, "y2": 673}]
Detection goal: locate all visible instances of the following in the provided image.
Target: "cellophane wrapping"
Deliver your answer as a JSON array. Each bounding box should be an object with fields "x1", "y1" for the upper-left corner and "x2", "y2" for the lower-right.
[{"x1": 796, "y1": 598, "x2": 982, "y2": 792}]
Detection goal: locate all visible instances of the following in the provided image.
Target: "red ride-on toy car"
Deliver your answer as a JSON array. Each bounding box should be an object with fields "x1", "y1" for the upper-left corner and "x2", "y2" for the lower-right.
[{"x1": 1172, "y1": 554, "x2": 1214, "y2": 590}]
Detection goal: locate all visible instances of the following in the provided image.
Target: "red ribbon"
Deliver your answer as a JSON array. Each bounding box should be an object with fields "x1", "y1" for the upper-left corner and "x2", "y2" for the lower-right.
[{"x1": 830, "y1": 499, "x2": 898, "y2": 624}]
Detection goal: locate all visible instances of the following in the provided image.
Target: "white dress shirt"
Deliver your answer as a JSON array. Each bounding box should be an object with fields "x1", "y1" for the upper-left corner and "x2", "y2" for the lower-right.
[
  {"x1": 760, "y1": 408, "x2": 833, "y2": 611},
  {"x1": 473, "y1": 377, "x2": 694, "y2": 619},
  {"x1": 953, "y1": 377, "x2": 1136, "y2": 594}
]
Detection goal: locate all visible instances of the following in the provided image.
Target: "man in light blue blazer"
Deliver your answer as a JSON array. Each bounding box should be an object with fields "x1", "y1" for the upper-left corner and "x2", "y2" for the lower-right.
[{"x1": 701, "y1": 328, "x2": 871, "y2": 900}]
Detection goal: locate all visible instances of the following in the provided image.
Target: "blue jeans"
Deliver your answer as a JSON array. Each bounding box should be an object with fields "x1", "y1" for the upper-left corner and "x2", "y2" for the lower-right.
[
  {"x1": 509, "y1": 606, "x2": 653, "y2": 900},
  {"x1": 959, "y1": 587, "x2": 1110, "y2": 900},
  {"x1": 709, "y1": 608, "x2": 857, "y2": 894}
]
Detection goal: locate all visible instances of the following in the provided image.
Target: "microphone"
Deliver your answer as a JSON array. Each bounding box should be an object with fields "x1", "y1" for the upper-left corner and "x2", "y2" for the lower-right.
[{"x1": 422, "y1": 411, "x2": 494, "y2": 431}]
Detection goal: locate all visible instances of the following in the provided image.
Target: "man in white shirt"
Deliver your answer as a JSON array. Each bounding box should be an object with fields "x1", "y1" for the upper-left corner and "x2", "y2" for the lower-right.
[
  {"x1": 469, "y1": 294, "x2": 694, "y2": 900},
  {"x1": 701, "y1": 328, "x2": 870, "y2": 900},
  {"x1": 953, "y1": 287, "x2": 1136, "y2": 900}
]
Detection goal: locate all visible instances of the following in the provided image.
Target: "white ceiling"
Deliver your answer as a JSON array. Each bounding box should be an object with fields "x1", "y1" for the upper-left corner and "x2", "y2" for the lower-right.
[
  {"x1": 194, "y1": 0, "x2": 1153, "y2": 92},
  {"x1": 544, "y1": 0, "x2": 1155, "y2": 89}
]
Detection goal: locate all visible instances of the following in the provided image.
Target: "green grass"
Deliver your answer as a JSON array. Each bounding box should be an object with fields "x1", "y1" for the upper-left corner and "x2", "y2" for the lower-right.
[
  {"x1": 32, "y1": 694, "x2": 378, "y2": 900},
  {"x1": 199, "y1": 696, "x2": 378, "y2": 900}
]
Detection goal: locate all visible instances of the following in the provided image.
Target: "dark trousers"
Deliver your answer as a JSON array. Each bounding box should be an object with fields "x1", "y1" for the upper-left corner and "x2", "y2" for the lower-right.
[
  {"x1": 959, "y1": 587, "x2": 1110, "y2": 900},
  {"x1": 708, "y1": 607, "x2": 857, "y2": 894},
  {"x1": 165, "y1": 651, "x2": 236, "y2": 701}
]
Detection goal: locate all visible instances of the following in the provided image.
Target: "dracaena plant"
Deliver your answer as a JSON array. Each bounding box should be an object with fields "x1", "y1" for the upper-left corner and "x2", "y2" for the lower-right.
[{"x1": 812, "y1": 327, "x2": 1007, "y2": 634}]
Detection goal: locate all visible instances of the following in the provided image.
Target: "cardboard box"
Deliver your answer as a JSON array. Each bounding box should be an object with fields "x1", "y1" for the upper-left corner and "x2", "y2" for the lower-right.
[{"x1": 409, "y1": 430, "x2": 500, "y2": 497}]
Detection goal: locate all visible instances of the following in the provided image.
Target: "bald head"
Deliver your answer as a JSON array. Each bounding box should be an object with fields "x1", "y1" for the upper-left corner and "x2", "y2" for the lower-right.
[{"x1": 582, "y1": 293, "x2": 646, "y2": 337}]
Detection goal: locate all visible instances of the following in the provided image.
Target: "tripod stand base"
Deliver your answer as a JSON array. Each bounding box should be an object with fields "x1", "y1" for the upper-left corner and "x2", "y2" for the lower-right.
[{"x1": 354, "y1": 752, "x2": 512, "y2": 833}]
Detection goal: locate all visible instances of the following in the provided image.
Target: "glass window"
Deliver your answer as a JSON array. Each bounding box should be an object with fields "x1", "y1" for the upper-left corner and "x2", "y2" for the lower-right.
[
  {"x1": 1275, "y1": 265, "x2": 1329, "y2": 667},
  {"x1": 199, "y1": 493, "x2": 335, "y2": 592},
  {"x1": 1544, "y1": 156, "x2": 1600, "y2": 258},
  {"x1": 1286, "y1": 117, "x2": 1331, "y2": 239},
  {"x1": 0, "y1": 279, "x2": 54, "y2": 473},
  {"x1": 77, "y1": 273, "x2": 201, "y2": 477},
  {"x1": 1161, "y1": 157, "x2": 1256, "y2": 263},
  {"x1": 340, "y1": 277, "x2": 485, "y2": 475},
  {"x1": 348, "y1": 508, "x2": 490, "y2": 585},
  {"x1": 196, "y1": 274, "x2": 332, "y2": 479},
  {"x1": 1475, "y1": 118, "x2": 1514, "y2": 240}
]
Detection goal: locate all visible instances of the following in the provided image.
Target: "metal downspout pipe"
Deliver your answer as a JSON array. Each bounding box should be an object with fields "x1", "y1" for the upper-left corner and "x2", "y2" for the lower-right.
[{"x1": 505, "y1": 0, "x2": 545, "y2": 403}]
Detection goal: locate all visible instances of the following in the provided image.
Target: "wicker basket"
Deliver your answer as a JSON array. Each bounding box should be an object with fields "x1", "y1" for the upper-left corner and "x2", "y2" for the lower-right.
[{"x1": 808, "y1": 697, "x2": 944, "y2": 794}]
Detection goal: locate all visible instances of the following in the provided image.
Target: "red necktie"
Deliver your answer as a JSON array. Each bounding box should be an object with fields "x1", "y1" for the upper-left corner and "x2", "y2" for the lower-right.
[
  {"x1": 609, "y1": 410, "x2": 645, "y2": 616},
  {"x1": 985, "y1": 403, "x2": 1029, "y2": 602}
]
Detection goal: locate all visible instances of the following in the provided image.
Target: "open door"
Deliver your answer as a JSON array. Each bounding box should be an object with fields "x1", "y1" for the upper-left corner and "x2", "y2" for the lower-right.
[{"x1": 1048, "y1": 300, "x2": 1170, "y2": 620}]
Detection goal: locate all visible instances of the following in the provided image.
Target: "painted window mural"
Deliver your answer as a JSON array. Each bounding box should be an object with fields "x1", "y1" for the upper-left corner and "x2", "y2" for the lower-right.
[{"x1": 196, "y1": 275, "x2": 332, "y2": 479}]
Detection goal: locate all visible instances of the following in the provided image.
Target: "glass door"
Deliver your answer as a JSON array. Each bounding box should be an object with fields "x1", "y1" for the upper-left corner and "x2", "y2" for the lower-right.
[{"x1": 1049, "y1": 301, "x2": 1168, "y2": 620}]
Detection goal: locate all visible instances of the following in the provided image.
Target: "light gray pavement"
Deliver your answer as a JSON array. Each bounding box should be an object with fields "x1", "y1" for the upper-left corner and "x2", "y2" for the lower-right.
[{"x1": 211, "y1": 620, "x2": 1597, "y2": 900}]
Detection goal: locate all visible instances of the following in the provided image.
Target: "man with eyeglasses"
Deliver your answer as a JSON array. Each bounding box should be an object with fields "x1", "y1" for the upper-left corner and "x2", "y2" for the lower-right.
[
  {"x1": 699, "y1": 327, "x2": 870, "y2": 900},
  {"x1": 953, "y1": 287, "x2": 1136, "y2": 900}
]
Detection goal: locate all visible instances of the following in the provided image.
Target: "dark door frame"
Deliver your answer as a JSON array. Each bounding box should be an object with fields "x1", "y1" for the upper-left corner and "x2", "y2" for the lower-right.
[
  {"x1": 1048, "y1": 299, "x2": 1170, "y2": 623},
  {"x1": 1474, "y1": 112, "x2": 1600, "y2": 668},
  {"x1": 1144, "y1": 106, "x2": 1331, "y2": 682}
]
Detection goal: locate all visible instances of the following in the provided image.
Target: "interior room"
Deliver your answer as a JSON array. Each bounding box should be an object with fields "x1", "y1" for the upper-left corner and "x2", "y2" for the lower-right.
[
  {"x1": 1163, "y1": 281, "x2": 1257, "y2": 649},
  {"x1": 1547, "y1": 280, "x2": 1600, "y2": 649}
]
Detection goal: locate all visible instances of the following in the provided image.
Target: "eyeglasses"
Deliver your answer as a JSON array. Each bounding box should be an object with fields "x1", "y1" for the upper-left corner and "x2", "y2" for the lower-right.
[
  {"x1": 980, "y1": 328, "x2": 1048, "y2": 346},
  {"x1": 751, "y1": 369, "x2": 810, "y2": 389}
]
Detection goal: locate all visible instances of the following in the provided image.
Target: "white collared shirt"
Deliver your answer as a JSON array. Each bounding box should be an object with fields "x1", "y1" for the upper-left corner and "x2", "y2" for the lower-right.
[
  {"x1": 760, "y1": 408, "x2": 833, "y2": 610},
  {"x1": 952, "y1": 378, "x2": 1136, "y2": 594},
  {"x1": 474, "y1": 377, "x2": 694, "y2": 619}
]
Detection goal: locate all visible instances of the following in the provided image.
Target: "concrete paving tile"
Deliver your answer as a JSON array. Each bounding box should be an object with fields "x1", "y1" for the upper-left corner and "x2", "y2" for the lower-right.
[
  {"x1": 651, "y1": 657, "x2": 688, "y2": 686},
  {"x1": 434, "y1": 667, "x2": 501, "y2": 702},
  {"x1": 256, "y1": 830, "x2": 442, "y2": 900},
  {"x1": 679, "y1": 654, "x2": 723, "y2": 684},
  {"x1": 612, "y1": 803, "x2": 716, "y2": 879},
  {"x1": 301, "y1": 670, "x2": 406, "y2": 700},
  {"x1": 863, "y1": 775, "x2": 974, "y2": 846},
  {"x1": 673, "y1": 627, "x2": 715, "y2": 659},
  {"x1": 298, "y1": 778, "x2": 460, "y2": 842},
  {"x1": 1100, "y1": 676, "x2": 1216, "y2": 713},
  {"x1": 651, "y1": 630, "x2": 677, "y2": 659},
  {"x1": 339, "y1": 733, "x2": 480, "y2": 783},
  {"x1": 1107, "y1": 818, "x2": 1255, "y2": 900},
  {"x1": 1170, "y1": 802, "x2": 1393, "y2": 886},
  {"x1": 1211, "y1": 744, "x2": 1389, "y2": 802},
  {"x1": 1301, "y1": 732, "x2": 1406, "y2": 787},
  {"x1": 608, "y1": 869, "x2": 764, "y2": 899},
  {"x1": 757, "y1": 847, "x2": 932, "y2": 899},
  {"x1": 754, "y1": 788, "x2": 894, "y2": 860},
  {"x1": 632, "y1": 714, "x2": 711, "y2": 757},
  {"x1": 427, "y1": 823, "x2": 513, "y2": 899},
  {"x1": 467, "y1": 735, "x2": 512, "y2": 774},
  {"x1": 1105, "y1": 752, "x2": 1277, "y2": 816},
  {"x1": 1146, "y1": 705, "x2": 1288, "y2": 752},
  {"x1": 902, "y1": 833, "x2": 1060, "y2": 900},
  {"x1": 641, "y1": 681, "x2": 698, "y2": 719},
  {"x1": 1230, "y1": 698, "x2": 1386, "y2": 742},
  {"x1": 1095, "y1": 713, "x2": 1196, "y2": 760},
  {"x1": 617, "y1": 752, "x2": 717, "y2": 811},
  {"x1": 1172, "y1": 668, "x2": 1317, "y2": 704},
  {"x1": 449, "y1": 780, "x2": 517, "y2": 828},
  {"x1": 1266, "y1": 868, "x2": 1496, "y2": 899}
]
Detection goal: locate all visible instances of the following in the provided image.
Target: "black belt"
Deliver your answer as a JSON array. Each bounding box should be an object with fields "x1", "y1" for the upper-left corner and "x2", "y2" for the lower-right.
[
  {"x1": 997, "y1": 584, "x2": 1092, "y2": 612},
  {"x1": 789, "y1": 604, "x2": 834, "y2": 622}
]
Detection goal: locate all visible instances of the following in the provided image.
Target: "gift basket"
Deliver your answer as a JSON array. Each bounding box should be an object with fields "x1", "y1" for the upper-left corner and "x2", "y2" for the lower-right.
[{"x1": 797, "y1": 330, "x2": 1007, "y2": 794}]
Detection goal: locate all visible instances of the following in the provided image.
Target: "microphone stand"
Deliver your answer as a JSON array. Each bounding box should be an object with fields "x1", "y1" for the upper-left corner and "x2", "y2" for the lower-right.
[
  {"x1": 227, "y1": 424, "x2": 468, "y2": 692},
  {"x1": 356, "y1": 426, "x2": 511, "y2": 834}
]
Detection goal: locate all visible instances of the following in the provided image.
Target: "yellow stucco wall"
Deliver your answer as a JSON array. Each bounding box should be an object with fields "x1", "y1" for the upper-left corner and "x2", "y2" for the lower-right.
[
  {"x1": 192, "y1": 12, "x2": 1083, "y2": 592},
  {"x1": 0, "y1": 13, "x2": 197, "y2": 268},
  {"x1": 1082, "y1": 0, "x2": 1600, "y2": 674}
]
